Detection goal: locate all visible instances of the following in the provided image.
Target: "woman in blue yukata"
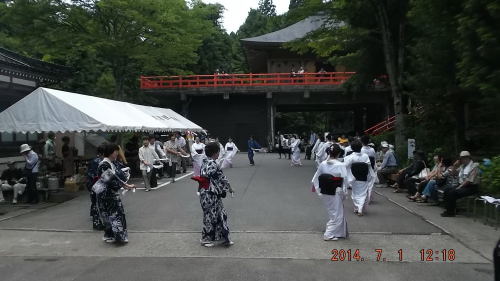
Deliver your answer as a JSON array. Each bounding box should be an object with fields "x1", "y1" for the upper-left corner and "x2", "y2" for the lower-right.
[
  {"x1": 199, "y1": 142, "x2": 235, "y2": 247},
  {"x1": 93, "y1": 143, "x2": 135, "y2": 244},
  {"x1": 87, "y1": 144, "x2": 104, "y2": 230}
]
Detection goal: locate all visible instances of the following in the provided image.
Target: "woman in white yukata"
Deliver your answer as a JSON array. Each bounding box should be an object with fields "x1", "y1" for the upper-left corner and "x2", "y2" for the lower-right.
[
  {"x1": 221, "y1": 138, "x2": 239, "y2": 169},
  {"x1": 290, "y1": 135, "x2": 302, "y2": 166},
  {"x1": 316, "y1": 134, "x2": 334, "y2": 167},
  {"x1": 215, "y1": 138, "x2": 225, "y2": 167},
  {"x1": 311, "y1": 143, "x2": 349, "y2": 241},
  {"x1": 343, "y1": 140, "x2": 376, "y2": 216},
  {"x1": 191, "y1": 137, "x2": 206, "y2": 177}
]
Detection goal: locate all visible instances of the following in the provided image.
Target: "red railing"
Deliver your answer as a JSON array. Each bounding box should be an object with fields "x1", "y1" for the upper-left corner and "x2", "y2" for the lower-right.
[
  {"x1": 140, "y1": 72, "x2": 355, "y2": 89},
  {"x1": 364, "y1": 115, "x2": 396, "y2": 136}
]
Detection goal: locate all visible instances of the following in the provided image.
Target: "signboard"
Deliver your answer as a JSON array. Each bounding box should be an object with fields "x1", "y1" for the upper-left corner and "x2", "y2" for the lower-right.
[{"x1": 408, "y1": 139, "x2": 416, "y2": 159}]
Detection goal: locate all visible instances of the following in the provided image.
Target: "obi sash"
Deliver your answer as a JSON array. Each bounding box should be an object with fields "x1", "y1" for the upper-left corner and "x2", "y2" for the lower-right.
[
  {"x1": 351, "y1": 162, "x2": 369, "y2": 181},
  {"x1": 195, "y1": 149, "x2": 203, "y2": 154},
  {"x1": 318, "y1": 174, "x2": 343, "y2": 195},
  {"x1": 226, "y1": 147, "x2": 234, "y2": 151},
  {"x1": 191, "y1": 176, "x2": 210, "y2": 190}
]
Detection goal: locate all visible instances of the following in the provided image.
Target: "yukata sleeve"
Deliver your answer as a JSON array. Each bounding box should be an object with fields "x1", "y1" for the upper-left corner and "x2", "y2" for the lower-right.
[
  {"x1": 214, "y1": 163, "x2": 231, "y2": 193},
  {"x1": 311, "y1": 164, "x2": 323, "y2": 195},
  {"x1": 340, "y1": 165, "x2": 349, "y2": 194}
]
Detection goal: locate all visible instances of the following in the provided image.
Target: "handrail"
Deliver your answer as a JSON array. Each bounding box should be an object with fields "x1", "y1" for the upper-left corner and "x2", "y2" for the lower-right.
[
  {"x1": 364, "y1": 115, "x2": 396, "y2": 136},
  {"x1": 140, "y1": 72, "x2": 356, "y2": 89}
]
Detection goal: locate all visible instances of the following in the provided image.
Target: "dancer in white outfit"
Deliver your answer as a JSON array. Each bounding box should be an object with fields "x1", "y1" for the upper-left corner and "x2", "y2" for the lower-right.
[
  {"x1": 360, "y1": 135, "x2": 377, "y2": 203},
  {"x1": 221, "y1": 138, "x2": 239, "y2": 169},
  {"x1": 344, "y1": 140, "x2": 376, "y2": 216},
  {"x1": 191, "y1": 137, "x2": 206, "y2": 177},
  {"x1": 311, "y1": 144, "x2": 349, "y2": 241},
  {"x1": 290, "y1": 135, "x2": 302, "y2": 166},
  {"x1": 316, "y1": 134, "x2": 333, "y2": 166}
]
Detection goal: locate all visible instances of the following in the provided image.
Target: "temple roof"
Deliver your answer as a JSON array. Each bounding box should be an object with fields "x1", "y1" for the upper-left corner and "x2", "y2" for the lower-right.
[
  {"x1": 241, "y1": 15, "x2": 329, "y2": 46},
  {"x1": 0, "y1": 47, "x2": 70, "y2": 82}
]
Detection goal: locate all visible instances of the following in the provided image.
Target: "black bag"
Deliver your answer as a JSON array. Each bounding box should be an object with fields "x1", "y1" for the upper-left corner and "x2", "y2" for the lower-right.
[
  {"x1": 351, "y1": 162, "x2": 369, "y2": 181},
  {"x1": 318, "y1": 174, "x2": 343, "y2": 195},
  {"x1": 226, "y1": 147, "x2": 233, "y2": 151}
]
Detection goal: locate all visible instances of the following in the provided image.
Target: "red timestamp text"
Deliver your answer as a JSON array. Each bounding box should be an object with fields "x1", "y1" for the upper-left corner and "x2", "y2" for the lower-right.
[{"x1": 330, "y1": 249, "x2": 456, "y2": 262}]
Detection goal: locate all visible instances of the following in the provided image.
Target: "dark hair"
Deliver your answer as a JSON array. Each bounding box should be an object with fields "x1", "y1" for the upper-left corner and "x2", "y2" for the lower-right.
[
  {"x1": 318, "y1": 134, "x2": 325, "y2": 142},
  {"x1": 442, "y1": 158, "x2": 453, "y2": 167},
  {"x1": 415, "y1": 150, "x2": 425, "y2": 160},
  {"x1": 48, "y1": 132, "x2": 55, "y2": 139},
  {"x1": 351, "y1": 140, "x2": 362, "y2": 153},
  {"x1": 360, "y1": 135, "x2": 370, "y2": 145},
  {"x1": 103, "y1": 143, "x2": 119, "y2": 157},
  {"x1": 326, "y1": 134, "x2": 333, "y2": 141},
  {"x1": 142, "y1": 136, "x2": 149, "y2": 142},
  {"x1": 328, "y1": 144, "x2": 343, "y2": 158},
  {"x1": 204, "y1": 142, "x2": 220, "y2": 157},
  {"x1": 62, "y1": 136, "x2": 70, "y2": 142},
  {"x1": 97, "y1": 143, "x2": 105, "y2": 155},
  {"x1": 148, "y1": 135, "x2": 155, "y2": 140}
]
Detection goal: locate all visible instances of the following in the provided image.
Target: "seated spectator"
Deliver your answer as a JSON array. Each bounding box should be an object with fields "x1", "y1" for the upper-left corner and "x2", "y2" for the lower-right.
[
  {"x1": 0, "y1": 161, "x2": 26, "y2": 204},
  {"x1": 441, "y1": 151, "x2": 480, "y2": 217},
  {"x1": 392, "y1": 151, "x2": 426, "y2": 193},
  {"x1": 409, "y1": 154, "x2": 444, "y2": 201},
  {"x1": 417, "y1": 158, "x2": 455, "y2": 203},
  {"x1": 376, "y1": 143, "x2": 398, "y2": 186}
]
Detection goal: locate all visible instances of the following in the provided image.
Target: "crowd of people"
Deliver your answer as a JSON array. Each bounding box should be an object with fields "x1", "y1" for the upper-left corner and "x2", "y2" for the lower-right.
[
  {"x1": 302, "y1": 131, "x2": 483, "y2": 241},
  {"x1": 83, "y1": 132, "x2": 240, "y2": 245},
  {"x1": 0, "y1": 129, "x2": 484, "y2": 248}
]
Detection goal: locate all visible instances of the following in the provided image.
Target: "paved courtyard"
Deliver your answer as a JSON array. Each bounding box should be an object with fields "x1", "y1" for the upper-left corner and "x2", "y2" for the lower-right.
[{"x1": 0, "y1": 153, "x2": 495, "y2": 281}]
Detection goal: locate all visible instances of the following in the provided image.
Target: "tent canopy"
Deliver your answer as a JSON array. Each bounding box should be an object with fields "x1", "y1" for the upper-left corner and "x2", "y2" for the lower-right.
[{"x1": 0, "y1": 87, "x2": 203, "y2": 133}]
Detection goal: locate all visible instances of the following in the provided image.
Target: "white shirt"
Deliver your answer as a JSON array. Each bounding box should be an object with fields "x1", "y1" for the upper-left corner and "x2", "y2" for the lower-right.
[
  {"x1": 175, "y1": 136, "x2": 186, "y2": 148},
  {"x1": 317, "y1": 141, "x2": 333, "y2": 162},
  {"x1": 138, "y1": 145, "x2": 159, "y2": 170},
  {"x1": 312, "y1": 139, "x2": 322, "y2": 155},
  {"x1": 361, "y1": 146, "x2": 376, "y2": 159}
]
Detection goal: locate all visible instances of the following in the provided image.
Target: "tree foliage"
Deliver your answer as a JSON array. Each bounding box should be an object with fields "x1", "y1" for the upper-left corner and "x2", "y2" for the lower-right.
[
  {"x1": 258, "y1": 0, "x2": 276, "y2": 17},
  {"x1": 0, "y1": 0, "x2": 222, "y2": 100},
  {"x1": 283, "y1": 0, "x2": 499, "y2": 156}
]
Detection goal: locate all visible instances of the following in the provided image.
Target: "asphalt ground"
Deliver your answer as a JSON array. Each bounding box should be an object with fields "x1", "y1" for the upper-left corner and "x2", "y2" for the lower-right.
[{"x1": 0, "y1": 153, "x2": 494, "y2": 281}]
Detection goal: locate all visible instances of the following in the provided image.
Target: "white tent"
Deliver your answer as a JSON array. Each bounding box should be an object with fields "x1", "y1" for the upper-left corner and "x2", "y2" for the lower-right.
[{"x1": 0, "y1": 87, "x2": 203, "y2": 133}]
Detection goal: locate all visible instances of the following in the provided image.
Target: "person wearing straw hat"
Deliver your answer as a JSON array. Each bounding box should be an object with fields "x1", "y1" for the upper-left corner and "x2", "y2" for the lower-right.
[{"x1": 20, "y1": 144, "x2": 40, "y2": 204}]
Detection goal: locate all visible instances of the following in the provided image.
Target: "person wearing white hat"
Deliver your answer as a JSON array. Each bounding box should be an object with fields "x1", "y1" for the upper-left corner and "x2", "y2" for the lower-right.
[
  {"x1": 20, "y1": 144, "x2": 39, "y2": 204},
  {"x1": 376, "y1": 143, "x2": 398, "y2": 187},
  {"x1": 441, "y1": 151, "x2": 480, "y2": 217}
]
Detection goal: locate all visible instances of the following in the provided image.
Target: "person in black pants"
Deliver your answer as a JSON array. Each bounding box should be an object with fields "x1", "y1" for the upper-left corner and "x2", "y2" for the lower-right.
[
  {"x1": 20, "y1": 144, "x2": 39, "y2": 204},
  {"x1": 494, "y1": 239, "x2": 500, "y2": 281},
  {"x1": 441, "y1": 151, "x2": 480, "y2": 217},
  {"x1": 277, "y1": 134, "x2": 283, "y2": 159},
  {"x1": 394, "y1": 151, "x2": 426, "y2": 193}
]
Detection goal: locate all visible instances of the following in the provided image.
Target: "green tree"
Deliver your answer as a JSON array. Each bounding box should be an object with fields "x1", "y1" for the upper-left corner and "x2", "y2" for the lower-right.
[
  {"x1": 0, "y1": 0, "x2": 214, "y2": 100},
  {"x1": 405, "y1": 0, "x2": 465, "y2": 154},
  {"x1": 288, "y1": 0, "x2": 304, "y2": 10},
  {"x1": 258, "y1": 0, "x2": 276, "y2": 17},
  {"x1": 284, "y1": 0, "x2": 409, "y2": 151},
  {"x1": 455, "y1": 0, "x2": 500, "y2": 152}
]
